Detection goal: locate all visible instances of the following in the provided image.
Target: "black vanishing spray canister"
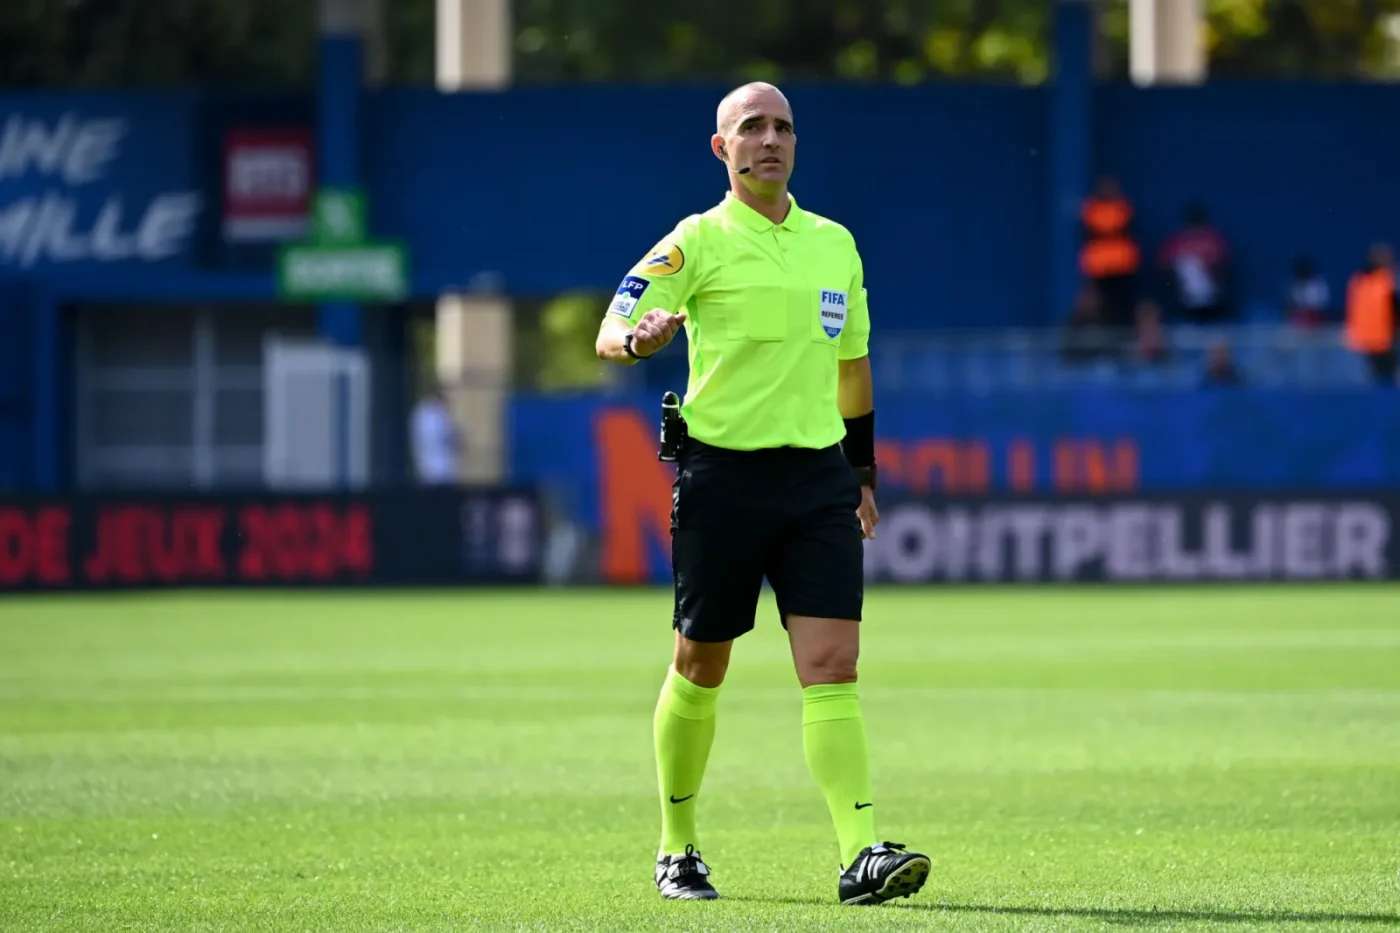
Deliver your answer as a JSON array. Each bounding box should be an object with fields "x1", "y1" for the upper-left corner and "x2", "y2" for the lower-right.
[{"x1": 658, "y1": 391, "x2": 687, "y2": 462}]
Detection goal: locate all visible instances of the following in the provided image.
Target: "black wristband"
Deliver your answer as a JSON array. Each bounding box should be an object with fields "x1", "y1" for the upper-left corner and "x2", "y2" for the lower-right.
[
  {"x1": 842, "y1": 410, "x2": 876, "y2": 487},
  {"x1": 623, "y1": 331, "x2": 652, "y2": 360}
]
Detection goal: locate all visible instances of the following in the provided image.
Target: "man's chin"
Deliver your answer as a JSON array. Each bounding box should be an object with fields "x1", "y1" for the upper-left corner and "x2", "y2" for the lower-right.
[{"x1": 741, "y1": 173, "x2": 789, "y2": 195}]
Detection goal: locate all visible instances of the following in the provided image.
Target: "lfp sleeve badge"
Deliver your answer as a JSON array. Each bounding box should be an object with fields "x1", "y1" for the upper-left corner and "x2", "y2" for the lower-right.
[
  {"x1": 820, "y1": 290, "x2": 848, "y2": 338},
  {"x1": 609, "y1": 275, "x2": 650, "y2": 319}
]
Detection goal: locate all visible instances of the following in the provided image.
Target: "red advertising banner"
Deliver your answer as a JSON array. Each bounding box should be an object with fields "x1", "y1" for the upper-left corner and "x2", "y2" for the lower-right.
[
  {"x1": 222, "y1": 128, "x2": 313, "y2": 243},
  {"x1": 0, "y1": 490, "x2": 541, "y2": 590}
]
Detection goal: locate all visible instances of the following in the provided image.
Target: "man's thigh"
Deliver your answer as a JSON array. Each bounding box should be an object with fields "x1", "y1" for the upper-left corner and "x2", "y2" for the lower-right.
[
  {"x1": 671, "y1": 454, "x2": 777, "y2": 642},
  {"x1": 767, "y1": 451, "x2": 864, "y2": 624}
]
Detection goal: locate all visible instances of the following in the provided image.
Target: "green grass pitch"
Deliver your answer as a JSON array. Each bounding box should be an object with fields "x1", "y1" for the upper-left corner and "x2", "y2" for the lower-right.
[{"x1": 2, "y1": 586, "x2": 1399, "y2": 931}]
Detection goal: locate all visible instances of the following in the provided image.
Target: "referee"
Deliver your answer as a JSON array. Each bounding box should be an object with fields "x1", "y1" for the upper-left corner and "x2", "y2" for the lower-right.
[{"x1": 595, "y1": 83, "x2": 930, "y2": 906}]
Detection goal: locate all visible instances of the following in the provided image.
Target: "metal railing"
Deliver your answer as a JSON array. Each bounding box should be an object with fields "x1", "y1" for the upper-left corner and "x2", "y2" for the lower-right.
[
  {"x1": 608, "y1": 323, "x2": 1375, "y2": 397},
  {"x1": 871, "y1": 324, "x2": 1371, "y2": 394}
]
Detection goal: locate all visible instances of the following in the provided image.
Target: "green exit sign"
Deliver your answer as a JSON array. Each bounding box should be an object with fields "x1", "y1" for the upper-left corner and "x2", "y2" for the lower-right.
[
  {"x1": 279, "y1": 242, "x2": 407, "y2": 301},
  {"x1": 277, "y1": 188, "x2": 410, "y2": 301},
  {"x1": 313, "y1": 189, "x2": 366, "y2": 244}
]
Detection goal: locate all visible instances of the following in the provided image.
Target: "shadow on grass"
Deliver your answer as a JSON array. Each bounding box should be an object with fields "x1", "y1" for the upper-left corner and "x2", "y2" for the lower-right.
[{"x1": 723, "y1": 896, "x2": 1400, "y2": 925}]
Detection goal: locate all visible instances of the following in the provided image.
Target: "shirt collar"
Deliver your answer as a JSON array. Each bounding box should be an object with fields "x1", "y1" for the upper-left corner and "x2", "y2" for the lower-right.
[{"x1": 723, "y1": 191, "x2": 804, "y2": 232}]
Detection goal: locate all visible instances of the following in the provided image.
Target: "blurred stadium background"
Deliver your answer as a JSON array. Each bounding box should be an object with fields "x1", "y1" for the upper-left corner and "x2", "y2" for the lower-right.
[
  {"x1": 3, "y1": 0, "x2": 1400, "y2": 586},
  {"x1": 2, "y1": 1, "x2": 1400, "y2": 928}
]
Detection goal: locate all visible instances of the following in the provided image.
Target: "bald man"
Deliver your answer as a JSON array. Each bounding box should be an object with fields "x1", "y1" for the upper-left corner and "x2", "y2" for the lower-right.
[{"x1": 596, "y1": 83, "x2": 930, "y2": 906}]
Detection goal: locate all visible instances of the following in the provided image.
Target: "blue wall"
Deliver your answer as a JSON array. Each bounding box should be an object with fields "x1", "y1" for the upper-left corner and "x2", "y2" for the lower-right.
[
  {"x1": 1098, "y1": 83, "x2": 1400, "y2": 320},
  {"x1": 365, "y1": 85, "x2": 1049, "y2": 326},
  {"x1": 0, "y1": 92, "x2": 207, "y2": 280},
  {"x1": 515, "y1": 389, "x2": 1400, "y2": 510},
  {"x1": 4, "y1": 83, "x2": 1400, "y2": 490},
  {"x1": 4, "y1": 83, "x2": 1399, "y2": 325},
  {"x1": 512, "y1": 388, "x2": 1400, "y2": 582},
  {"x1": 367, "y1": 82, "x2": 1400, "y2": 327},
  {"x1": 0, "y1": 280, "x2": 35, "y2": 488}
]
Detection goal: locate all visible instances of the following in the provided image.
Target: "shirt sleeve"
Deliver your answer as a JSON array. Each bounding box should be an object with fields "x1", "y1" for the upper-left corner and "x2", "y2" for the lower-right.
[
  {"x1": 603, "y1": 217, "x2": 701, "y2": 327},
  {"x1": 839, "y1": 245, "x2": 871, "y2": 360}
]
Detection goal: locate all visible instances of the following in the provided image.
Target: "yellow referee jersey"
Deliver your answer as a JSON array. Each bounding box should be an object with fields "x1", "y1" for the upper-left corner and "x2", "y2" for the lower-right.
[{"x1": 607, "y1": 192, "x2": 871, "y2": 450}]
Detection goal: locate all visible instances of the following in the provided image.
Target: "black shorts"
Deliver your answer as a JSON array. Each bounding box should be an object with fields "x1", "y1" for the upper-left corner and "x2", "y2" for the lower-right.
[{"x1": 671, "y1": 439, "x2": 864, "y2": 642}]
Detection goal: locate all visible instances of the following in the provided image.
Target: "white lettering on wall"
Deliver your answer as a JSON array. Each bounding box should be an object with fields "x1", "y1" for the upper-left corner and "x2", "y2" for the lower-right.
[
  {"x1": 1052, "y1": 507, "x2": 1104, "y2": 579},
  {"x1": 0, "y1": 192, "x2": 202, "y2": 267},
  {"x1": 229, "y1": 147, "x2": 309, "y2": 200},
  {"x1": 1201, "y1": 504, "x2": 1248, "y2": 579},
  {"x1": 1334, "y1": 504, "x2": 1388, "y2": 576},
  {"x1": 137, "y1": 192, "x2": 201, "y2": 260},
  {"x1": 0, "y1": 114, "x2": 200, "y2": 267},
  {"x1": 0, "y1": 114, "x2": 125, "y2": 184},
  {"x1": 867, "y1": 500, "x2": 1393, "y2": 583}
]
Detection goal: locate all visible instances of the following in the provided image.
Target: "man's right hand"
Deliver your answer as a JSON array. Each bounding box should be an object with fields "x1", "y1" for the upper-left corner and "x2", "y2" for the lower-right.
[{"x1": 631, "y1": 310, "x2": 688, "y2": 357}]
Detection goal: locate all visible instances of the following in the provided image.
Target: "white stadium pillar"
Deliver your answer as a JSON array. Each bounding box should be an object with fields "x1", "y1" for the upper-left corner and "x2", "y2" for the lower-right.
[
  {"x1": 437, "y1": 0, "x2": 511, "y2": 90},
  {"x1": 436, "y1": 294, "x2": 512, "y2": 485},
  {"x1": 1130, "y1": 0, "x2": 1206, "y2": 85},
  {"x1": 435, "y1": 0, "x2": 512, "y2": 484}
]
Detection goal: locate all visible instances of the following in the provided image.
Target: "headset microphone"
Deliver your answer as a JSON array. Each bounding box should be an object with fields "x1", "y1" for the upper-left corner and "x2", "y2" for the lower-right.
[{"x1": 721, "y1": 144, "x2": 751, "y2": 175}]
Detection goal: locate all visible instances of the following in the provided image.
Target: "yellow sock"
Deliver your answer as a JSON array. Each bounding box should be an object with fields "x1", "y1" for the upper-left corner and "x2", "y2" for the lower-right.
[
  {"x1": 654, "y1": 667, "x2": 719, "y2": 854},
  {"x1": 802, "y1": 681, "x2": 877, "y2": 866}
]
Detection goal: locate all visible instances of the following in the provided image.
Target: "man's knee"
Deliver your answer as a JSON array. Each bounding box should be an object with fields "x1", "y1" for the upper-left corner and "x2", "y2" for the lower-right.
[
  {"x1": 796, "y1": 648, "x2": 858, "y2": 687},
  {"x1": 788, "y1": 616, "x2": 860, "y2": 686},
  {"x1": 673, "y1": 634, "x2": 731, "y2": 688}
]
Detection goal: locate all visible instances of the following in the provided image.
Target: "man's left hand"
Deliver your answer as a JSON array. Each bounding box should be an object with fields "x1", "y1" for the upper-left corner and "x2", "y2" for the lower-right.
[{"x1": 856, "y1": 486, "x2": 879, "y2": 539}]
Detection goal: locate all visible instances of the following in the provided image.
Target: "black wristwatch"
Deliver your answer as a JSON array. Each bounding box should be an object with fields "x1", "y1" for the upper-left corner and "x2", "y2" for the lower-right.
[{"x1": 623, "y1": 331, "x2": 652, "y2": 360}]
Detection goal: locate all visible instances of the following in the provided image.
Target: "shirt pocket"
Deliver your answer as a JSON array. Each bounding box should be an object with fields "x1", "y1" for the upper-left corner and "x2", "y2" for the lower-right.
[
  {"x1": 703, "y1": 279, "x2": 787, "y2": 342},
  {"x1": 742, "y1": 286, "x2": 790, "y2": 341},
  {"x1": 716, "y1": 249, "x2": 788, "y2": 342},
  {"x1": 693, "y1": 287, "x2": 783, "y2": 342}
]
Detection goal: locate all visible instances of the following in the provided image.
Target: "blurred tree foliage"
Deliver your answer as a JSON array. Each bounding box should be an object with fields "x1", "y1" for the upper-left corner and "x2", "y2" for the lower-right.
[
  {"x1": 513, "y1": 292, "x2": 615, "y2": 392},
  {"x1": 480, "y1": 0, "x2": 1053, "y2": 85},
  {"x1": 0, "y1": 0, "x2": 314, "y2": 87},
  {"x1": 4, "y1": 0, "x2": 1400, "y2": 87},
  {"x1": 1099, "y1": 0, "x2": 1400, "y2": 79}
]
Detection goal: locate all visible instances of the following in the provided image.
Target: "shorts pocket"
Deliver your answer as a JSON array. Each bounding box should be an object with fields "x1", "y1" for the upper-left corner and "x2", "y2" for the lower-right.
[{"x1": 671, "y1": 462, "x2": 716, "y2": 531}]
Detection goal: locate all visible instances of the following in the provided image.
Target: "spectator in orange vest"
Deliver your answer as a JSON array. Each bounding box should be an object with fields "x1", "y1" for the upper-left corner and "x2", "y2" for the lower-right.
[
  {"x1": 1079, "y1": 176, "x2": 1141, "y2": 327},
  {"x1": 1345, "y1": 243, "x2": 1397, "y2": 385},
  {"x1": 1158, "y1": 202, "x2": 1231, "y2": 324}
]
